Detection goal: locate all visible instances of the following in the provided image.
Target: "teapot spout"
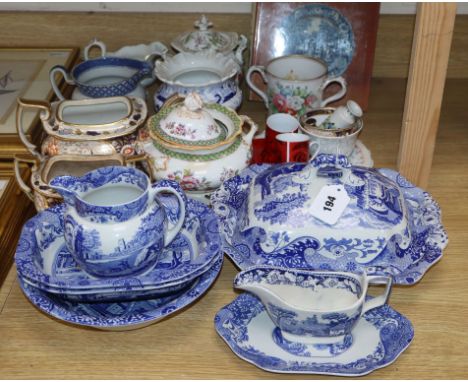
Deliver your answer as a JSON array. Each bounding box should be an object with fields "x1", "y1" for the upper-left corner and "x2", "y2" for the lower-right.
[{"x1": 49, "y1": 175, "x2": 78, "y2": 205}]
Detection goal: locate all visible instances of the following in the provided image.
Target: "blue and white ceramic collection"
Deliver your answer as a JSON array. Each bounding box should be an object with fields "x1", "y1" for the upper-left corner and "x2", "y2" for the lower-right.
[
  {"x1": 12, "y1": 14, "x2": 449, "y2": 375},
  {"x1": 49, "y1": 166, "x2": 186, "y2": 277},
  {"x1": 214, "y1": 293, "x2": 414, "y2": 376},
  {"x1": 234, "y1": 266, "x2": 392, "y2": 340},
  {"x1": 16, "y1": 197, "x2": 220, "y2": 302}
]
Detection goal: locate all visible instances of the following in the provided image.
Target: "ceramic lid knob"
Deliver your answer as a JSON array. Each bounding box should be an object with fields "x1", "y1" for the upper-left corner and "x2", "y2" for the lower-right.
[{"x1": 195, "y1": 15, "x2": 213, "y2": 32}]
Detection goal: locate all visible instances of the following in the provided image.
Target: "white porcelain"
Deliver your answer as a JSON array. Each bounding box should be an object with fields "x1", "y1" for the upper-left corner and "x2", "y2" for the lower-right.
[
  {"x1": 247, "y1": 55, "x2": 347, "y2": 117},
  {"x1": 319, "y1": 100, "x2": 363, "y2": 130},
  {"x1": 16, "y1": 96, "x2": 147, "y2": 160},
  {"x1": 171, "y1": 15, "x2": 248, "y2": 65},
  {"x1": 159, "y1": 93, "x2": 223, "y2": 143},
  {"x1": 234, "y1": 266, "x2": 392, "y2": 341},
  {"x1": 153, "y1": 51, "x2": 242, "y2": 111}
]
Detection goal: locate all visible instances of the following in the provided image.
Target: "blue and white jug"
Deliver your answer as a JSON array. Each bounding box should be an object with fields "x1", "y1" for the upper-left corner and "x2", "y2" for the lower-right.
[{"x1": 50, "y1": 166, "x2": 186, "y2": 277}]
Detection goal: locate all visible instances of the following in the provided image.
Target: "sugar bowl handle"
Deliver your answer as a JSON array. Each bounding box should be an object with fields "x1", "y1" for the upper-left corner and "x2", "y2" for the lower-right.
[
  {"x1": 320, "y1": 76, "x2": 347, "y2": 107},
  {"x1": 149, "y1": 179, "x2": 187, "y2": 247},
  {"x1": 16, "y1": 98, "x2": 51, "y2": 160},
  {"x1": 13, "y1": 154, "x2": 39, "y2": 202},
  {"x1": 83, "y1": 38, "x2": 107, "y2": 60}
]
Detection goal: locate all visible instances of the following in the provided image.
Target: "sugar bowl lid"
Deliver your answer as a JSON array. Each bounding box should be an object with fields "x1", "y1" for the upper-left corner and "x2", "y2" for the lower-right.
[
  {"x1": 154, "y1": 93, "x2": 227, "y2": 146},
  {"x1": 171, "y1": 15, "x2": 240, "y2": 55}
]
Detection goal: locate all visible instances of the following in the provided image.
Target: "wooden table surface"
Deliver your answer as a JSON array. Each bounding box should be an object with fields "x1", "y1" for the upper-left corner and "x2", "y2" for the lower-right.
[{"x1": 1, "y1": 78, "x2": 467, "y2": 379}]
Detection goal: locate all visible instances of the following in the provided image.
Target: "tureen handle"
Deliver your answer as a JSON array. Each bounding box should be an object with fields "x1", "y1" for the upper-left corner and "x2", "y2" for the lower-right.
[
  {"x1": 149, "y1": 179, "x2": 187, "y2": 247},
  {"x1": 16, "y1": 98, "x2": 50, "y2": 160},
  {"x1": 239, "y1": 115, "x2": 258, "y2": 145},
  {"x1": 13, "y1": 154, "x2": 39, "y2": 202},
  {"x1": 83, "y1": 38, "x2": 107, "y2": 60},
  {"x1": 49, "y1": 65, "x2": 75, "y2": 101}
]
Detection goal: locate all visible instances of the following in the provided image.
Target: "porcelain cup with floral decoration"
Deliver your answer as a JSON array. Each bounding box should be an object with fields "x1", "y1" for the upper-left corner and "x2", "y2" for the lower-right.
[
  {"x1": 49, "y1": 166, "x2": 186, "y2": 277},
  {"x1": 234, "y1": 266, "x2": 392, "y2": 344},
  {"x1": 246, "y1": 55, "x2": 347, "y2": 117}
]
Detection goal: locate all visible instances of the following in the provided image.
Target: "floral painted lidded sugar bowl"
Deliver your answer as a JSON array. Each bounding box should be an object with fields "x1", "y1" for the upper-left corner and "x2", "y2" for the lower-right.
[
  {"x1": 171, "y1": 15, "x2": 248, "y2": 66},
  {"x1": 153, "y1": 51, "x2": 242, "y2": 111},
  {"x1": 139, "y1": 93, "x2": 257, "y2": 195}
]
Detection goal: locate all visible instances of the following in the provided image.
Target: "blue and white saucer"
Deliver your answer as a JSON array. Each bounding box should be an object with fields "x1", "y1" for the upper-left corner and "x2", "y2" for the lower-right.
[
  {"x1": 214, "y1": 293, "x2": 414, "y2": 376},
  {"x1": 16, "y1": 198, "x2": 220, "y2": 301},
  {"x1": 212, "y1": 165, "x2": 448, "y2": 285},
  {"x1": 19, "y1": 256, "x2": 223, "y2": 331}
]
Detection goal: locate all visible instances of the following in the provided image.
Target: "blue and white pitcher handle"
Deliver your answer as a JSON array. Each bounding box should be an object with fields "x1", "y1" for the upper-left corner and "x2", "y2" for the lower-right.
[
  {"x1": 150, "y1": 179, "x2": 187, "y2": 246},
  {"x1": 49, "y1": 65, "x2": 75, "y2": 101}
]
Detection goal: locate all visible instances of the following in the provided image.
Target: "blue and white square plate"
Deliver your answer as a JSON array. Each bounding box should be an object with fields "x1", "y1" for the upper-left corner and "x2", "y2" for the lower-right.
[
  {"x1": 18, "y1": 255, "x2": 223, "y2": 330},
  {"x1": 16, "y1": 198, "x2": 221, "y2": 300},
  {"x1": 214, "y1": 293, "x2": 414, "y2": 376},
  {"x1": 211, "y1": 164, "x2": 448, "y2": 285}
]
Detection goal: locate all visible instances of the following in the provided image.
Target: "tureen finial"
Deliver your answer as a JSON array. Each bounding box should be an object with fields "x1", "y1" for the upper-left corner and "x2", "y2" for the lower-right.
[
  {"x1": 195, "y1": 15, "x2": 213, "y2": 32},
  {"x1": 183, "y1": 92, "x2": 204, "y2": 112}
]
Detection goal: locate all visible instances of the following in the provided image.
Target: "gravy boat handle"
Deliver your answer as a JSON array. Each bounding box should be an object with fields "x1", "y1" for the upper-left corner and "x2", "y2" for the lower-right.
[{"x1": 362, "y1": 275, "x2": 393, "y2": 314}]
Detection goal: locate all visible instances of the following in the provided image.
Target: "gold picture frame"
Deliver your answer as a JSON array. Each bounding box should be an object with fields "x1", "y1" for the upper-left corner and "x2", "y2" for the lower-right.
[{"x1": 0, "y1": 47, "x2": 79, "y2": 159}]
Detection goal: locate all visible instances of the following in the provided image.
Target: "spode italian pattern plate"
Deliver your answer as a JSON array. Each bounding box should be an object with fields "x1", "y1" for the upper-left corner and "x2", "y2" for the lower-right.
[
  {"x1": 211, "y1": 163, "x2": 448, "y2": 285},
  {"x1": 214, "y1": 293, "x2": 414, "y2": 376},
  {"x1": 15, "y1": 198, "x2": 221, "y2": 296},
  {"x1": 19, "y1": 255, "x2": 223, "y2": 330}
]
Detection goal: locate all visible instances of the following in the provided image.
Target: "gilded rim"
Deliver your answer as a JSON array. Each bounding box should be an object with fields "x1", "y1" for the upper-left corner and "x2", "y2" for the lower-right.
[
  {"x1": 264, "y1": 54, "x2": 329, "y2": 81},
  {"x1": 152, "y1": 136, "x2": 242, "y2": 162}
]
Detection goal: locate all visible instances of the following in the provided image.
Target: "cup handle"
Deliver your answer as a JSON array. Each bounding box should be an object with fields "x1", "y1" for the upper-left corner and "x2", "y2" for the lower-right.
[
  {"x1": 83, "y1": 38, "x2": 107, "y2": 60},
  {"x1": 362, "y1": 275, "x2": 393, "y2": 314},
  {"x1": 246, "y1": 65, "x2": 269, "y2": 108},
  {"x1": 150, "y1": 179, "x2": 187, "y2": 247},
  {"x1": 320, "y1": 76, "x2": 347, "y2": 107},
  {"x1": 49, "y1": 65, "x2": 75, "y2": 101},
  {"x1": 16, "y1": 98, "x2": 51, "y2": 160}
]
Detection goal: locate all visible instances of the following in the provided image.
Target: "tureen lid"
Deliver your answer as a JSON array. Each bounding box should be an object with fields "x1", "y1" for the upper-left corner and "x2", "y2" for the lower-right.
[
  {"x1": 157, "y1": 93, "x2": 226, "y2": 145},
  {"x1": 171, "y1": 15, "x2": 240, "y2": 54}
]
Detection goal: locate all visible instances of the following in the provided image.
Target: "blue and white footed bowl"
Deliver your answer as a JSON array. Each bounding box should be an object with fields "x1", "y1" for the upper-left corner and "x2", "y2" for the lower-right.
[
  {"x1": 211, "y1": 155, "x2": 448, "y2": 284},
  {"x1": 49, "y1": 166, "x2": 186, "y2": 277}
]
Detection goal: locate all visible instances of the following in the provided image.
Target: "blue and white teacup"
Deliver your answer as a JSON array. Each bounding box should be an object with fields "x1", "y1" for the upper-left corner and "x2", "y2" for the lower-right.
[
  {"x1": 234, "y1": 266, "x2": 392, "y2": 342},
  {"x1": 50, "y1": 166, "x2": 186, "y2": 277}
]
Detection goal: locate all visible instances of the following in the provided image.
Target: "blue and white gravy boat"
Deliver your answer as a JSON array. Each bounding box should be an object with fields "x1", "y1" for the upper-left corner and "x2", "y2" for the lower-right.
[
  {"x1": 234, "y1": 266, "x2": 392, "y2": 344},
  {"x1": 49, "y1": 166, "x2": 186, "y2": 277}
]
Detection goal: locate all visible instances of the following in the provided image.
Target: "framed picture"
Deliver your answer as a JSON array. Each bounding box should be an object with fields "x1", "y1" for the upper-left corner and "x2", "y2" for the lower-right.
[
  {"x1": 0, "y1": 47, "x2": 79, "y2": 159},
  {"x1": 249, "y1": 3, "x2": 380, "y2": 110},
  {"x1": 0, "y1": 163, "x2": 35, "y2": 286}
]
